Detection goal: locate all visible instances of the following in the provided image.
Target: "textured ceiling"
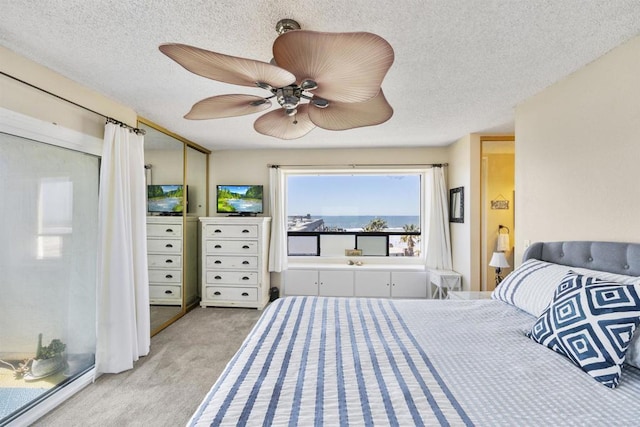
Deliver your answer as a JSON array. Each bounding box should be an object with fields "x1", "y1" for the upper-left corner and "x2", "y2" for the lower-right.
[{"x1": 1, "y1": 1, "x2": 639, "y2": 151}]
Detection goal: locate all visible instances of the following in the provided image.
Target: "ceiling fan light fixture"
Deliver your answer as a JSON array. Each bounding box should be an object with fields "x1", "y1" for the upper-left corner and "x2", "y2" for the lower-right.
[
  {"x1": 276, "y1": 86, "x2": 301, "y2": 110},
  {"x1": 311, "y1": 97, "x2": 329, "y2": 108},
  {"x1": 300, "y1": 79, "x2": 318, "y2": 91},
  {"x1": 256, "y1": 82, "x2": 273, "y2": 91},
  {"x1": 276, "y1": 19, "x2": 301, "y2": 35},
  {"x1": 250, "y1": 99, "x2": 270, "y2": 107}
]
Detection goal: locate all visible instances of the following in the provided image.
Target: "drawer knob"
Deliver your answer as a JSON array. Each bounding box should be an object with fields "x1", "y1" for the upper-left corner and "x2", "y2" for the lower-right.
[
  {"x1": 214, "y1": 260, "x2": 222, "y2": 264},
  {"x1": 214, "y1": 229, "x2": 222, "y2": 233},
  {"x1": 165, "y1": 228, "x2": 173, "y2": 233},
  {"x1": 165, "y1": 274, "x2": 173, "y2": 279},
  {"x1": 214, "y1": 291, "x2": 221, "y2": 296},
  {"x1": 165, "y1": 259, "x2": 173, "y2": 264},
  {"x1": 242, "y1": 276, "x2": 250, "y2": 280},
  {"x1": 165, "y1": 243, "x2": 173, "y2": 248},
  {"x1": 242, "y1": 229, "x2": 250, "y2": 233},
  {"x1": 242, "y1": 261, "x2": 250, "y2": 265},
  {"x1": 214, "y1": 245, "x2": 222, "y2": 249},
  {"x1": 165, "y1": 290, "x2": 173, "y2": 295},
  {"x1": 214, "y1": 275, "x2": 222, "y2": 280},
  {"x1": 242, "y1": 245, "x2": 250, "y2": 249},
  {"x1": 241, "y1": 292, "x2": 249, "y2": 297}
]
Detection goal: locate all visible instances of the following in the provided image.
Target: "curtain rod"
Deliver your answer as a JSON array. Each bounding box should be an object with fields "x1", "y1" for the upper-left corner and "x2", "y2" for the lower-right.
[
  {"x1": 1, "y1": 70, "x2": 145, "y2": 135},
  {"x1": 268, "y1": 163, "x2": 448, "y2": 169}
]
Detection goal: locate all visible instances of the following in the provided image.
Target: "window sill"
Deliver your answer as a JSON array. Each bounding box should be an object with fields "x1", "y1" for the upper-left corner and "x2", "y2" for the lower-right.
[{"x1": 286, "y1": 260, "x2": 426, "y2": 271}]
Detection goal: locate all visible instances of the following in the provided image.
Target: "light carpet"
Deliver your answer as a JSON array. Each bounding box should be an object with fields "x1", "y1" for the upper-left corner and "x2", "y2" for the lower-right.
[{"x1": 32, "y1": 306, "x2": 263, "y2": 426}]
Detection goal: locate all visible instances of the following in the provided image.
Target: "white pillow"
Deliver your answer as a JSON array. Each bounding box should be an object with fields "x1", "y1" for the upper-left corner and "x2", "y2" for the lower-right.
[
  {"x1": 492, "y1": 259, "x2": 640, "y2": 369},
  {"x1": 492, "y1": 259, "x2": 571, "y2": 317}
]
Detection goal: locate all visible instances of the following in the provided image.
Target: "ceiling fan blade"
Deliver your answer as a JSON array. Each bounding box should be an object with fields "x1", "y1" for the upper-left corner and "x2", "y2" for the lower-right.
[
  {"x1": 160, "y1": 43, "x2": 296, "y2": 88},
  {"x1": 254, "y1": 104, "x2": 315, "y2": 140},
  {"x1": 184, "y1": 94, "x2": 272, "y2": 120},
  {"x1": 308, "y1": 90, "x2": 393, "y2": 131},
  {"x1": 273, "y1": 31, "x2": 394, "y2": 103}
]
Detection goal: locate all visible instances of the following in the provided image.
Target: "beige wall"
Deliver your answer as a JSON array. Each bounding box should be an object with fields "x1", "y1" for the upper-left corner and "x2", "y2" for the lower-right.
[
  {"x1": 210, "y1": 147, "x2": 450, "y2": 216},
  {"x1": 447, "y1": 134, "x2": 482, "y2": 291},
  {"x1": 1, "y1": 45, "x2": 136, "y2": 138},
  {"x1": 515, "y1": 35, "x2": 640, "y2": 263}
]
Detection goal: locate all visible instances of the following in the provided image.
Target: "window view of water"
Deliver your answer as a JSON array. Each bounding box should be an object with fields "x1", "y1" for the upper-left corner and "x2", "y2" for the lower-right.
[
  {"x1": 288, "y1": 215, "x2": 420, "y2": 231},
  {"x1": 286, "y1": 173, "x2": 422, "y2": 257}
]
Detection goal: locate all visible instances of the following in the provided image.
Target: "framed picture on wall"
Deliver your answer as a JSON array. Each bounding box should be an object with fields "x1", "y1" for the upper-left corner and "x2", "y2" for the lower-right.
[{"x1": 449, "y1": 187, "x2": 464, "y2": 223}]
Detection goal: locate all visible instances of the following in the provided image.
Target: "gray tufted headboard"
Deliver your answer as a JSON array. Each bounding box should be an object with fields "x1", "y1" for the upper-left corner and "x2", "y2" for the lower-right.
[{"x1": 523, "y1": 241, "x2": 640, "y2": 277}]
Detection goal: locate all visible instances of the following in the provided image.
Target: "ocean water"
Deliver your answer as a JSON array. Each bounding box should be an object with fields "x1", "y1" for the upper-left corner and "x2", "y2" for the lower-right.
[{"x1": 293, "y1": 215, "x2": 420, "y2": 230}]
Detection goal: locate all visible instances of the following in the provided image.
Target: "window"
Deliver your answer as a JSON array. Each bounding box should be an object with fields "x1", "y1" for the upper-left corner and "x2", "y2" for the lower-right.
[{"x1": 286, "y1": 171, "x2": 423, "y2": 258}]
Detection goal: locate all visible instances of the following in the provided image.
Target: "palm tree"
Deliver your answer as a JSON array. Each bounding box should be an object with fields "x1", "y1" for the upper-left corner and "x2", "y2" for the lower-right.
[
  {"x1": 400, "y1": 224, "x2": 420, "y2": 256},
  {"x1": 362, "y1": 217, "x2": 388, "y2": 232}
]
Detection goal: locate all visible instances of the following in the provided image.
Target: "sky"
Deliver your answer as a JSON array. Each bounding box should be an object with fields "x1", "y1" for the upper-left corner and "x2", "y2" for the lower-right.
[{"x1": 287, "y1": 174, "x2": 421, "y2": 216}]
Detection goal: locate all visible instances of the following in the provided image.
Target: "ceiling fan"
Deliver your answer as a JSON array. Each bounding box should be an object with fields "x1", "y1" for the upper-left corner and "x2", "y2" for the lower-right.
[{"x1": 159, "y1": 19, "x2": 394, "y2": 140}]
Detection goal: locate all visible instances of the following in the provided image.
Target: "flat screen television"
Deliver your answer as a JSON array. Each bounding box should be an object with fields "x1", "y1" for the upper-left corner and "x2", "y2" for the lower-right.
[
  {"x1": 147, "y1": 184, "x2": 185, "y2": 215},
  {"x1": 217, "y1": 185, "x2": 263, "y2": 215}
]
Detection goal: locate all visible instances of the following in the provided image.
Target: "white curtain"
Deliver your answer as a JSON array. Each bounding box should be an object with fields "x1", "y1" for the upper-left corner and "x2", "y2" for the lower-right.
[
  {"x1": 425, "y1": 166, "x2": 453, "y2": 270},
  {"x1": 96, "y1": 122, "x2": 150, "y2": 375},
  {"x1": 268, "y1": 167, "x2": 287, "y2": 272}
]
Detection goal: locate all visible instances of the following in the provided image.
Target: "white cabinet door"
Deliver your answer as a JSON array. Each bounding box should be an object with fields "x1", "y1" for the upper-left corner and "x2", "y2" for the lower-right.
[
  {"x1": 285, "y1": 270, "x2": 319, "y2": 296},
  {"x1": 391, "y1": 271, "x2": 428, "y2": 298},
  {"x1": 354, "y1": 271, "x2": 391, "y2": 297},
  {"x1": 319, "y1": 270, "x2": 354, "y2": 297}
]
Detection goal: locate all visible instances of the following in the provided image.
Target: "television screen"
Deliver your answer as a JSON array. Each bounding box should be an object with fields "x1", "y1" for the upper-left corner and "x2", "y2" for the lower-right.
[
  {"x1": 147, "y1": 184, "x2": 185, "y2": 215},
  {"x1": 217, "y1": 185, "x2": 263, "y2": 214}
]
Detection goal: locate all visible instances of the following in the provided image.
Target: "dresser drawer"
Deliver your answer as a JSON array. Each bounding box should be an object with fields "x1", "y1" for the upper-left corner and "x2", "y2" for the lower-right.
[
  {"x1": 205, "y1": 286, "x2": 257, "y2": 301},
  {"x1": 148, "y1": 254, "x2": 182, "y2": 268},
  {"x1": 149, "y1": 285, "x2": 182, "y2": 300},
  {"x1": 148, "y1": 269, "x2": 181, "y2": 283},
  {"x1": 206, "y1": 240, "x2": 257, "y2": 254},
  {"x1": 206, "y1": 271, "x2": 258, "y2": 285},
  {"x1": 147, "y1": 223, "x2": 182, "y2": 237},
  {"x1": 204, "y1": 224, "x2": 258, "y2": 238},
  {"x1": 148, "y1": 238, "x2": 182, "y2": 253},
  {"x1": 206, "y1": 255, "x2": 258, "y2": 269}
]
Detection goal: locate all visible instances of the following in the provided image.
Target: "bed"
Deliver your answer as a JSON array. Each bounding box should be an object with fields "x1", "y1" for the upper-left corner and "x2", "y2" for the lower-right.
[{"x1": 188, "y1": 241, "x2": 640, "y2": 426}]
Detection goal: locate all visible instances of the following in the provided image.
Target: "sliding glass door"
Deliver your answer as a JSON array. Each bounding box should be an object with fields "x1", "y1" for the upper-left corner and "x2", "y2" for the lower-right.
[{"x1": 0, "y1": 132, "x2": 98, "y2": 424}]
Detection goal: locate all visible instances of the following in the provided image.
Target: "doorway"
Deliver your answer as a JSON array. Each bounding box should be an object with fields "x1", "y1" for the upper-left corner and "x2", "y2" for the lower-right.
[{"x1": 480, "y1": 137, "x2": 515, "y2": 291}]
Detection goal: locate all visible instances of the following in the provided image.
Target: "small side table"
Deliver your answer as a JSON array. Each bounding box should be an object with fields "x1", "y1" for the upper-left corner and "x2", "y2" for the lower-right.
[
  {"x1": 429, "y1": 269, "x2": 462, "y2": 299},
  {"x1": 448, "y1": 291, "x2": 493, "y2": 300}
]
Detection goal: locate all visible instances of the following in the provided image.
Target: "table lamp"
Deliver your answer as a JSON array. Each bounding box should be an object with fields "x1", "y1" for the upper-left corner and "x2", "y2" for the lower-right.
[{"x1": 489, "y1": 252, "x2": 510, "y2": 286}]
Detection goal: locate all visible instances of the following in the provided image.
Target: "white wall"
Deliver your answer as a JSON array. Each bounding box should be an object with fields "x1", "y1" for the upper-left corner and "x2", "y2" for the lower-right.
[
  {"x1": 515, "y1": 35, "x2": 640, "y2": 262},
  {"x1": 447, "y1": 134, "x2": 482, "y2": 291},
  {"x1": 0, "y1": 45, "x2": 137, "y2": 135},
  {"x1": 210, "y1": 147, "x2": 450, "y2": 216}
]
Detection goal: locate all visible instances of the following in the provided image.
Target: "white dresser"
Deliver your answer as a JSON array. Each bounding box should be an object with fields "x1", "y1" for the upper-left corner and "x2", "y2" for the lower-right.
[
  {"x1": 147, "y1": 216, "x2": 198, "y2": 306},
  {"x1": 200, "y1": 217, "x2": 271, "y2": 309},
  {"x1": 284, "y1": 266, "x2": 428, "y2": 299}
]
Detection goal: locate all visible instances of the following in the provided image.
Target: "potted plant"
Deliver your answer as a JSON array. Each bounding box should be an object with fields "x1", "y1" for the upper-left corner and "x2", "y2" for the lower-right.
[{"x1": 28, "y1": 333, "x2": 66, "y2": 379}]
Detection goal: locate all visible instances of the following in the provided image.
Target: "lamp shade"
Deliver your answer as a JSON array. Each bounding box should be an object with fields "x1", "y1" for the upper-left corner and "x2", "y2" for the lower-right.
[{"x1": 489, "y1": 252, "x2": 510, "y2": 268}]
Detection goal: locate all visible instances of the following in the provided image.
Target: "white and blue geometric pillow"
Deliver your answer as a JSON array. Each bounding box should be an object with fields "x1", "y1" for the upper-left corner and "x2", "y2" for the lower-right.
[{"x1": 528, "y1": 271, "x2": 640, "y2": 388}]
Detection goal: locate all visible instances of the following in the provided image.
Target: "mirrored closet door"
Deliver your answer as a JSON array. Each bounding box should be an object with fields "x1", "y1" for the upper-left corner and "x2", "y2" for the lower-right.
[{"x1": 138, "y1": 118, "x2": 210, "y2": 336}]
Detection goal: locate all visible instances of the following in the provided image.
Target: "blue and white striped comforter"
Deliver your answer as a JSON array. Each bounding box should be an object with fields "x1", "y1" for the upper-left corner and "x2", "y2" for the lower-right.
[{"x1": 188, "y1": 296, "x2": 640, "y2": 426}]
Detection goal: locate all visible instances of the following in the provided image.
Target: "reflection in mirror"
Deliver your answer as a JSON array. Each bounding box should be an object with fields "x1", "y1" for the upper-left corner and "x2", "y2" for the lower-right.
[
  {"x1": 138, "y1": 119, "x2": 210, "y2": 336},
  {"x1": 185, "y1": 145, "x2": 208, "y2": 310},
  {"x1": 139, "y1": 121, "x2": 185, "y2": 335},
  {"x1": 186, "y1": 145, "x2": 208, "y2": 217}
]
